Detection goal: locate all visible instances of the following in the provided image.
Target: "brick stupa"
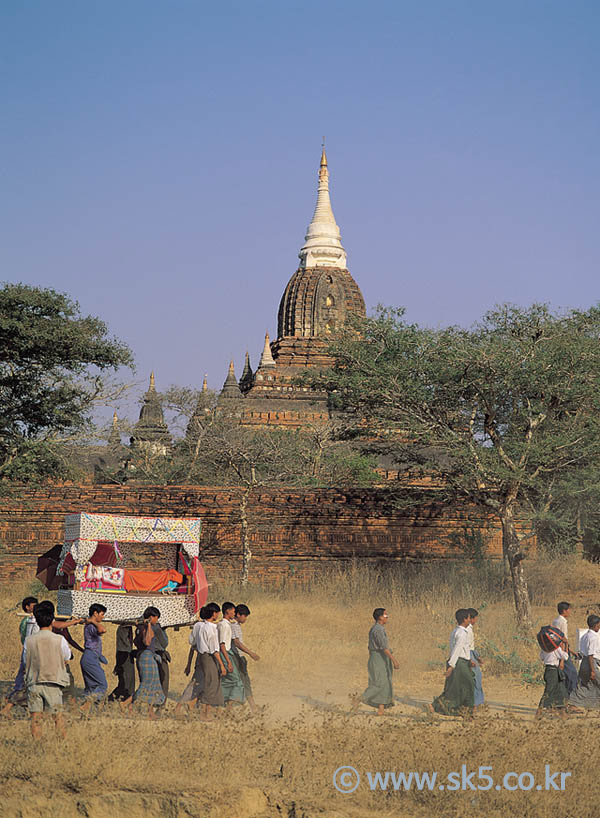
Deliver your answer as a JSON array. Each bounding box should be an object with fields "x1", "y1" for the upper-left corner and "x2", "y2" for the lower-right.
[{"x1": 228, "y1": 147, "x2": 366, "y2": 428}]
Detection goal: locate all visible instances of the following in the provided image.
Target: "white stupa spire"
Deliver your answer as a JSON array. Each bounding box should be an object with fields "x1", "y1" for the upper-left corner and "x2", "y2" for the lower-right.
[
  {"x1": 258, "y1": 331, "x2": 276, "y2": 368},
  {"x1": 298, "y1": 144, "x2": 347, "y2": 269}
]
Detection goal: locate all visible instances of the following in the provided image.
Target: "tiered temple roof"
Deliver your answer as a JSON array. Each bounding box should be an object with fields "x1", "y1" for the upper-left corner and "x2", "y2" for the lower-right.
[
  {"x1": 217, "y1": 147, "x2": 366, "y2": 426},
  {"x1": 115, "y1": 149, "x2": 366, "y2": 436},
  {"x1": 130, "y1": 372, "x2": 172, "y2": 453}
]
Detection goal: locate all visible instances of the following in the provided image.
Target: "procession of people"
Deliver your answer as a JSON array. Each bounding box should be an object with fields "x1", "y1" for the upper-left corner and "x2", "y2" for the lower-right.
[
  {"x1": 2, "y1": 592, "x2": 596, "y2": 738},
  {"x1": 2, "y1": 595, "x2": 260, "y2": 737},
  {"x1": 353, "y1": 600, "x2": 596, "y2": 719}
]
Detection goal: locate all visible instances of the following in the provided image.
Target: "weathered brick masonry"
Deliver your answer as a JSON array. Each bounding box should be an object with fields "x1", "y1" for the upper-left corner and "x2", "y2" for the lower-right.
[{"x1": 0, "y1": 485, "x2": 504, "y2": 586}]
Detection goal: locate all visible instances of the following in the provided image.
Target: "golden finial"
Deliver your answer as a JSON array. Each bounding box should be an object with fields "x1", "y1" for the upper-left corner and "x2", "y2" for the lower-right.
[{"x1": 149, "y1": 371, "x2": 156, "y2": 390}]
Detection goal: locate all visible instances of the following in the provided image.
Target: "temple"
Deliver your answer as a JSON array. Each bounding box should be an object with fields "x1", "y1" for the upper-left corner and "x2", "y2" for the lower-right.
[
  {"x1": 130, "y1": 372, "x2": 172, "y2": 454},
  {"x1": 226, "y1": 147, "x2": 366, "y2": 428},
  {"x1": 92, "y1": 147, "x2": 367, "y2": 461}
]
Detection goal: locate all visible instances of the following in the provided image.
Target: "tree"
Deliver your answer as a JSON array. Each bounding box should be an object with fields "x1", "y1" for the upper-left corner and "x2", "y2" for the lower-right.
[
  {"x1": 313, "y1": 304, "x2": 600, "y2": 627},
  {"x1": 147, "y1": 387, "x2": 378, "y2": 584},
  {"x1": 0, "y1": 283, "x2": 133, "y2": 484}
]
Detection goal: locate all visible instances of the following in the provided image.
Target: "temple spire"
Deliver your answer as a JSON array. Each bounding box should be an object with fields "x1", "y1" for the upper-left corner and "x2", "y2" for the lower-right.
[
  {"x1": 258, "y1": 332, "x2": 275, "y2": 368},
  {"x1": 298, "y1": 145, "x2": 346, "y2": 269},
  {"x1": 202, "y1": 374, "x2": 208, "y2": 392},
  {"x1": 219, "y1": 360, "x2": 242, "y2": 399},
  {"x1": 240, "y1": 351, "x2": 254, "y2": 392},
  {"x1": 108, "y1": 411, "x2": 121, "y2": 448},
  {"x1": 130, "y1": 372, "x2": 171, "y2": 454}
]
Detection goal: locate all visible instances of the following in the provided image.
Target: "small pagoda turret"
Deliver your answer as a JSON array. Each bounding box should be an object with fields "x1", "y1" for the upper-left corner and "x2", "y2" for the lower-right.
[{"x1": 130, "y1": 372, "x2": 172, "y2": 456}]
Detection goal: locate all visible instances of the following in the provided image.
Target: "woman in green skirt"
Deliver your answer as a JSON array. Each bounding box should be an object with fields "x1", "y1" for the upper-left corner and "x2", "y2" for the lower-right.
[{"x1": 355, "y1": 608, "x2": 399, "y2": 715}]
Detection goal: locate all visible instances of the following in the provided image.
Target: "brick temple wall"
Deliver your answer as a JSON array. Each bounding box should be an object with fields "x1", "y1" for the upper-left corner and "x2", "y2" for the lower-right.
[{"x1": 0, "y1": 485, "x2": 506, "y2": 586}]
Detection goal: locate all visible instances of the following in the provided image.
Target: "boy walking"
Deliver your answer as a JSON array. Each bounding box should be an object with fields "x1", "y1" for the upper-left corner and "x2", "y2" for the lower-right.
[
  {"x1": 218, "y1": 602, "x2": 245, "y2": 705},
  {"x1": 80, "y1": 603, "x2": 108, "y2": 712},
  {"x1": 354, "y1": 607, "x2": 399, "y2": 715},
  {"x1": 569, "y1": 614, "x2": 600, "y2": 709},
  {"x1": 552, "y1": 601, "x2": 578, "y2": 694},
  {"x1": 230, "y1": 604, "x2": 260, "y2": 712},
  {"x1": 432, "y1": 609, "x2": 475, "y2": 716},
  {"x1": 108, "y1": 624, "x2": 136, "y2": 703},
  {"x1": 190, "y1": 604, "x2": 226, "y2": 720},
  {"x1": 537, "y1": 638, "x2": 569, "y2": 715},
  {"x1": 467, "y1": 608, "x2": 484, "y2": 707},
  {"x1": 51, "y1": 619, "x2": 84, "y2": 705},
  {"x1": 24, "y1": 601, "x2": 71, "y2": 739},
  {"x1": 175, "y1": 602, "x2": 221, "y2": 715},
  {"x1": 1, "y1": 596, "x2": 38, "y2": 715}
]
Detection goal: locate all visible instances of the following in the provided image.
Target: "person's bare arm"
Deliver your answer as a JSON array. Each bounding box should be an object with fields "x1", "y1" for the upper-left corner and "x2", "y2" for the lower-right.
[
  {"x1": 184, "y1": 646, "x2": 196, "y2": 676},
  {"x1": 232, "y1": 637, "x2": 260, "y2": 661},
  {"x1": 383, "y1": 647, "x2": 399, "y2": 670},
  {"x1": 53, "y1": 617, "x2": 85, "y2": 629},
  {"x1": 143, "y1": 622, "x2": 154, "y2": 646},
  {"x1": 63, "y1": 631, "x2": 84, "y2": 653},
  {"x1": 589, "y1": 655, "x2": 595, "y2": 681},
  {"x1": 213, "y1": 650, "x2": 226, "y2": 676},
  {"x1": 220, "y1": 642, "x2": 233, "y2": 672}
]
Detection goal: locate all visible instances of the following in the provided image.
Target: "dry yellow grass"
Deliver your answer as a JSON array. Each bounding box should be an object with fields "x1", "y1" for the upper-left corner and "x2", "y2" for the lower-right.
[{"x1": 1, "y1": 555, "x2": 599, "y2": 817}]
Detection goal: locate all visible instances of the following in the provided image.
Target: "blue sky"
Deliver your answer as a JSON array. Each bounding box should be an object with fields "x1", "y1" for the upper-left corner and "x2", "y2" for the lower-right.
[{"x1": 1, "y1": 1, "x2": 598, "y2": 415}]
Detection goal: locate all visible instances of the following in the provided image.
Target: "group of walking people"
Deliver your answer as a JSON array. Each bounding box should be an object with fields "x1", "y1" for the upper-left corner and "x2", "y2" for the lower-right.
[
  {"x1": 9, "y1": 593, "x2": 600, "y2": 736},
  {"x1": 352, "y1": 606, "x2": 483, "y2": 716},
  {"x1": 3, "y1": 595, "x2": 259, "y2": 737},
  {"x1": 354, "y1": 601, "x2": 600, "y2": 718},
  {"x1": 538, "y1": 601, "x2": 600, "y2": 715}
]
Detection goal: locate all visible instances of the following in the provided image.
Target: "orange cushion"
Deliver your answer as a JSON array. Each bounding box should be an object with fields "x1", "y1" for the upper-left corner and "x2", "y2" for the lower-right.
[{"x1": 123, "y1": 568, "x2": 183, "y2": 592}]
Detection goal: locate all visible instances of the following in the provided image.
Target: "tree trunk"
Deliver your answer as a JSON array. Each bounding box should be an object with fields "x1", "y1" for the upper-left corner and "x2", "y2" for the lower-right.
[
  {"x1": 240, "y1": 487, "x2": 252, "y2": 586},
  {"x1": 575, "y1": 503, "x2": 585, "y2": 557},
  {"x1": 500, "y1": 506, "x2": 532, "y2": 628}
]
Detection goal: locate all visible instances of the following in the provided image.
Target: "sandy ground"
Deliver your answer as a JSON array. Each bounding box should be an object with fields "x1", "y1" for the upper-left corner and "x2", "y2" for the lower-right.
[{"x1": 2, "y1": 570, "x2": 598, "y2": 818}]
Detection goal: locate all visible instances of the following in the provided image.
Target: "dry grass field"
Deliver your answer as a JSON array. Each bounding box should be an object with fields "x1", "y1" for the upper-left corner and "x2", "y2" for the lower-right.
[{"x1": 2, "y1": 556, "x2": 600, "y2": 818}]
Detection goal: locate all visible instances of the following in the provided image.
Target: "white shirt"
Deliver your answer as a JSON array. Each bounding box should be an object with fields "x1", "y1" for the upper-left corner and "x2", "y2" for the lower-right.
[
  {"x1": 189, "y1": 620, "x2": 219, "y2": 654},
  {"x1": 580, "y1": 629, "x2": 600, "y2": 659},
  {"x1": 551, "y1": 615, "x2": 568, "y2": 641},
  {"x1": 217, "y1": 619, "x2": 232, "y2": 651},
  {"x1": 20, "y1": 620, "x2": 40, "y2": 660},
  {"x1": 466, "y1": 623, "x2": 475, "y2": 652},
  {"x1": 540, "y1": 646, "x2": 568, "y2": 667},
  {"x1": 448, "y1": 625, "x2": 471, "y2": 668},
  {"x1": 23, "y1": 631, "x2": 71, "y2": 662}
]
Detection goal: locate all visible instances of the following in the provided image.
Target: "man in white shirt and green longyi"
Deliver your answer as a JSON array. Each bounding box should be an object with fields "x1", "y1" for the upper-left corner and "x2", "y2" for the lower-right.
[{"x1": 431, "y1": 608, "x2": 475, "y2": 716}]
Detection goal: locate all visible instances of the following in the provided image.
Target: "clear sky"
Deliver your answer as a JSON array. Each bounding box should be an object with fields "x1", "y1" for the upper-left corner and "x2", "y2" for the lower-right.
[{"x1": 1, "y1": 1, "x2": 598, "y2": 415}]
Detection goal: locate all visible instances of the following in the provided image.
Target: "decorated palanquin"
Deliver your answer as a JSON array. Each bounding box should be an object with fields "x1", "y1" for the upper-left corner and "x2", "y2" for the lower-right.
[{"x1": 56, "y1": 514, "x2": 208, "y2": 626}]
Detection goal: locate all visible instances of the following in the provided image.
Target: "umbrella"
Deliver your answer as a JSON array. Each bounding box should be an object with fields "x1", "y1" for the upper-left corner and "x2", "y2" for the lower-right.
[
  {"x1": 36, "y1": 543, "x2": 65, "y2": 590},
  {"x1": 192, "y1": 558, "x2": 208, "y2": 613}
]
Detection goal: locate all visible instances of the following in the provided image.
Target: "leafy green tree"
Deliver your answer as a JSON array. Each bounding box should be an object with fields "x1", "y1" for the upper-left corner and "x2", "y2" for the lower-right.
[
  {"x1": 135, "y1": 387, "x2": 377, "y2": 583},
  {"x1": 0, "y1": 283, "x2": 133, "y2": 484},
  {"x1": 313, "y1": 303, "x2": 600, "y2": 627}
]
